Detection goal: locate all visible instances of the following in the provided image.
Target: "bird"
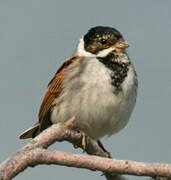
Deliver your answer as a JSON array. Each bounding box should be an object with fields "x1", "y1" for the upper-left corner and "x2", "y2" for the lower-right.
[{"x1": 19, "y1": 26, "x2": 138, "y2": 149}]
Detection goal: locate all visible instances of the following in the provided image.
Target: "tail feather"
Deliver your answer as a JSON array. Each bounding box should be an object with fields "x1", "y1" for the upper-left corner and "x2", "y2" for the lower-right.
[{"x1": 19, "y1": 122, "x2": 40, "y2": 139}]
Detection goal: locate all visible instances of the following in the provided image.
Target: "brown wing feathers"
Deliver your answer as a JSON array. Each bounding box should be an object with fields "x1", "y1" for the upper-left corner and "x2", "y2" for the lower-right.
[
  {"x1": 19, "y1": 56, "x2": 78, "y2": 139},
  {"x1": 39, "y1": 56, "x2": 77, "y2": 121}
]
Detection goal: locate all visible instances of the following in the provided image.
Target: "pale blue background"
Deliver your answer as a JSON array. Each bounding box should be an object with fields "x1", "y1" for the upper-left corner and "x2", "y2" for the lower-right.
[{"x1": 0, "y1": 1, "x2": 171, "y2": 179}]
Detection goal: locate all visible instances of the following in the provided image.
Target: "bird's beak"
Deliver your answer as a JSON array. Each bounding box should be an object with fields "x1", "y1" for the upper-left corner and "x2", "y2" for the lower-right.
[{"x1": 115, "y1": 40, "x2": 129, "y2": 50}]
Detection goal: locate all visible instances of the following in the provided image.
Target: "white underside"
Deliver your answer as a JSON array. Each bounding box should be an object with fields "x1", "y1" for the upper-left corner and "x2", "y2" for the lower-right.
[{"x1": 51, "y1": 56, "x2": 137, "y2": 140}]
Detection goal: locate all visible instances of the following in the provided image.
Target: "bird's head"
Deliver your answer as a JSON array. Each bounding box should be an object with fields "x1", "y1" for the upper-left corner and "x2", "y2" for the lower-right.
[{"x1": 75, "y1": 26, "x2": 129, "y2": 57}]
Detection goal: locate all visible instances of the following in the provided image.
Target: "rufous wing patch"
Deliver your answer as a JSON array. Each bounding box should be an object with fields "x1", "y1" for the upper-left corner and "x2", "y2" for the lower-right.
[{"x1": 38, "y1": 56, "x2": 82, "y2": 129}]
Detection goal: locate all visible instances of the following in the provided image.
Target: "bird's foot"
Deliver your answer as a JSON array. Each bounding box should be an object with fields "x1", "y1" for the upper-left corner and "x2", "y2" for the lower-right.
[
  {"x1": 71, "y1": 129, "x2": 88, "y2": 151},
  {"x1": 65, "y1": 118, "x2": 88, "y2": 151},
  {"x1": 81, "y1": 131, "x2": 88, "y2": 152}
]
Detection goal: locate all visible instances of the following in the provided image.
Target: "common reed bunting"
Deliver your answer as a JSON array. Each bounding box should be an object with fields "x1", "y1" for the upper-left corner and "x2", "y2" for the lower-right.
[{"x1": 20, "y1": 26, "x2": 138, "y2": 148}]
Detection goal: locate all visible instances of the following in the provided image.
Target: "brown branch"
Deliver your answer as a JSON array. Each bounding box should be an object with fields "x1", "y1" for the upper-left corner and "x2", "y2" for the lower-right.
[
  {"x1": 22, "y1": 121, "x2": 107, "y2": 157},
  {"x1": 0, "y1": 120, "x2": 171, "y2": 180}
]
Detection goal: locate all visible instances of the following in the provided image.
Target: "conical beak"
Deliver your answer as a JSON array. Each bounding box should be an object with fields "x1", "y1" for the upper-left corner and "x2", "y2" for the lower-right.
[{"x1": 115, "y1": 40, "x2": 129, "y2": 49}]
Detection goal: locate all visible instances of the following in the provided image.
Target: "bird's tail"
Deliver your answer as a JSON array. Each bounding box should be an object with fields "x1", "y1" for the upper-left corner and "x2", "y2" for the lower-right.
[{"x1": 19, "y1": 122, "x2": 40, "y2": 139}]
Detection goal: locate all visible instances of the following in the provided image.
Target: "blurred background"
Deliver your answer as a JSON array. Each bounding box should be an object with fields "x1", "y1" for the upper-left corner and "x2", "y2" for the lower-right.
[{"x1": 0, "y1": 0, "x2": 171, "y2": 179}]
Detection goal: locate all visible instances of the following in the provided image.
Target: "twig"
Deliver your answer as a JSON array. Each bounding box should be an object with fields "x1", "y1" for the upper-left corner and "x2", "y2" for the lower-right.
[{"x1": 0, "y1": 120, "x2": 170, "y2": 180}]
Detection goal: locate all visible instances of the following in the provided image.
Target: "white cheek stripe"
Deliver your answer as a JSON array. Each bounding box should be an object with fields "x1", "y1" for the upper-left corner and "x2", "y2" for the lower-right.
[
  {"x1": 74, "y1": 38, "x2": 115, "y2": 58},
  {"x1": 97, "y1": 47, "x2": 115, "y2": 57}
]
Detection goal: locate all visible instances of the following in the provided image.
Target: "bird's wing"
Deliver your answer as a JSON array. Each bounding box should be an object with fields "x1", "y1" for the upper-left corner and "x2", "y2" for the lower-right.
[
  {"x1": 19, "y1": 56, "x2": 82, "y2": 139},
  {"x1": 38, "y1": 56, "x2": 82, "y2": 128}
]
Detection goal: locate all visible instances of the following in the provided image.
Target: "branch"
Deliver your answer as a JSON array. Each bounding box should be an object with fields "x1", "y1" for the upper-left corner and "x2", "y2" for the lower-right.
[
  {"x1": 0, "y1": 120, "x2": 171, "y2": 180},
  {"x1": 22, "y1": 119, "x2": 107, "y2": 157}
]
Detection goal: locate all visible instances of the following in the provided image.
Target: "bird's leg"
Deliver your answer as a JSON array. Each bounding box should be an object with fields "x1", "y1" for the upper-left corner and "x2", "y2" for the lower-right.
[
  {"x1": 72, "y1": 129, "x2": 88, "y2": 151},
  {"x1": 65, "y1": 117, "x2": 88, "y2": 151},
  {"x1": 97, "y1": 140, "x2": 111, "y2": 158},
  {"x1": 81, "y1": 131, "x2": 88, "y2": 152}
]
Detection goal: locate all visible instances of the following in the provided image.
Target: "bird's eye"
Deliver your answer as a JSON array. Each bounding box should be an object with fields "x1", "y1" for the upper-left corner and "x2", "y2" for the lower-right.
[{"x1": 100, "y1": 39, "x2": 107, "y2": 45}]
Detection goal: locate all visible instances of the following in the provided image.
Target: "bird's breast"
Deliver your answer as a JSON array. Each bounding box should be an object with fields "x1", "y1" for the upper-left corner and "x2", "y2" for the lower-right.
[{"x1": 51, "y1": 57, "x2": 137, "y2": 139}]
